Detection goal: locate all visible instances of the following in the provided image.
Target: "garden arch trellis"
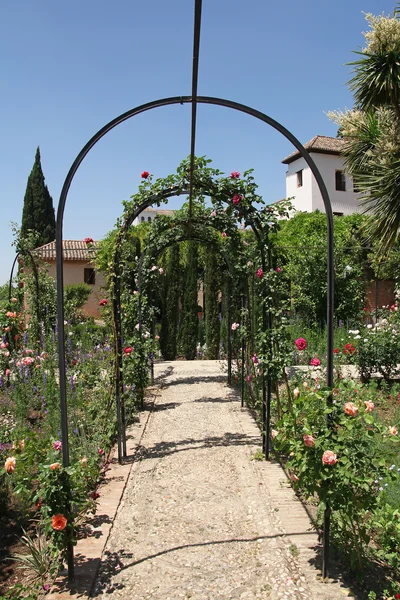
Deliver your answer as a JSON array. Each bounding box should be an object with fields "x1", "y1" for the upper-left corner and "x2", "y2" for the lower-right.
[{"x1": 55, "y1": 99, "x2": 334, "y2": 579}]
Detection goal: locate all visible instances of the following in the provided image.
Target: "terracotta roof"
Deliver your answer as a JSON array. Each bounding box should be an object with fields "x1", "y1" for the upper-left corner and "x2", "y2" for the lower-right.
[
  {"x1": 33, "y1": 240, "x2": 98, "y2": 262},
  {"x1": 282, "y1": 135, "x2": 346, "y2": 164}
]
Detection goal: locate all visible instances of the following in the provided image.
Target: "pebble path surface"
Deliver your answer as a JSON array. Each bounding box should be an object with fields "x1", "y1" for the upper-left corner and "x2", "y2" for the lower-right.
[{"x1": 93, "y1": 361, "x2": 349, "y2": 600}]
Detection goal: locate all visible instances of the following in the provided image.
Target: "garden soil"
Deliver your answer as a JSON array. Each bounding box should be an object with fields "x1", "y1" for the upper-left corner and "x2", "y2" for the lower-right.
[{"x1": 93, "y1": 360, "x2": 352, "y2": 600}]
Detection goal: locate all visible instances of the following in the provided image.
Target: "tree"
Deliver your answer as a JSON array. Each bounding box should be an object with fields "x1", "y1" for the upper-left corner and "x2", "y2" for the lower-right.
[
  {"x1": 204, "y1": 248, "x2": 220, "y2": 359},
  {"x1": 21, "y1": 147, "x2": 56, "y2": 246},
  {"x1": 160, "y1": 244, "x2": 181, "y2": 360},
  {"x1": 179, "y1": 242, "x2": 199, "y2": 360},
  {"x1": 328, "y1": 8, "x2": 400, "y2": 253}
]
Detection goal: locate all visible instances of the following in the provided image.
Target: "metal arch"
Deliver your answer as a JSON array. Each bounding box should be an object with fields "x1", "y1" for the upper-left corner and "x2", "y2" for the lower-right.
[{"x1": 56, "y1": 94, "x2": 334, "y2": 581}]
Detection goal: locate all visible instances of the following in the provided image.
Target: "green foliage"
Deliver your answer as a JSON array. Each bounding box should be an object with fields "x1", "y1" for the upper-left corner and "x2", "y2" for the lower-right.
[
  {"x1": 179, "y1": 242, "x2": 199, "y2": 360},
  {"x1": 204, "y1": 248, "x2": 220, "y2": 359},
  {"x1": 21, "y1": 148, "x2": 55, "y2": 247},
  {"x1": 64, "y1": 283, "x2": 92, "y2": 321},
  {"x1": 160, "y1": 244, "x2": 181, "y2": 360},
  {"x1": 275, "y1": 212, "x2": 366, "y2": 327}
]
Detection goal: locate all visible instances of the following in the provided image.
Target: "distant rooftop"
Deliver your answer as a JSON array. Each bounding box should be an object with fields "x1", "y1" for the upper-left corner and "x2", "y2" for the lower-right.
[
  {"x1": 282, "y1": 135, "x2": 346, "y2": 165},
  {"x1": 33, "y1": 240, "x2": 98, "y2": 262},
  {"x1": 142, "y1": 208, "x2": 176, "y2": 216}
]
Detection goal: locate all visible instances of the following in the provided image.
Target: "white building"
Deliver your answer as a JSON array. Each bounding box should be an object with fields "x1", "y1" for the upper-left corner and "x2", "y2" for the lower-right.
[
  {"x1": 282, "y1": 135, "x2": 361, "y2": 216},
  {"x1": 133, "y1": 207, "x2": 175, "y2": 225}
]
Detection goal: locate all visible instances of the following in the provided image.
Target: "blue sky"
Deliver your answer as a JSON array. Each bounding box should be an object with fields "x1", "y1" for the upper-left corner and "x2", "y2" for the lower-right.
[{"x1": 0, "y1": 0, "x2": 394, "y2": 284}]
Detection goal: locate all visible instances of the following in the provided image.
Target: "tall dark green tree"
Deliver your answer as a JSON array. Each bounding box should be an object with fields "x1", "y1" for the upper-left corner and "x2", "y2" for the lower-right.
[
  {"x1": 21, "y1": 147, "x2": 56, "y2": 246},
  {"x1": 160, "y1": 244, "x2": 181, "y2": 360},
  {"x1": 204, "y1": 248, "x2": 220, "y2": 359},
  {"x1": 180, "y1": 242, "x2": 199, "y2": 360}
]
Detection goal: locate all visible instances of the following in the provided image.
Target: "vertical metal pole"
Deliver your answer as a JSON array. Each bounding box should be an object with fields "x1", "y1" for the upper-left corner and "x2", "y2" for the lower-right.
[
  {"x1": 151, "y1": 316, "x2": 155, "y2": 385},
  {"x1": 56, "y1": 222, "x2": 74, "y2": 582},
  {"x1": 138, "y1": 255, "x2": 144, "y2": 410},
  {"x1": 112, "y1": 255, "x2": 123, "y2": 464},
  {"x1": 227, "y1": 276, "x2": 232, "y2": 385},
  {"x1": 241, "y1": 293, "x2": 245, "y2": 407},
  {"x1": 265, "y1": 247, "x2": 273, "y2": 460}
]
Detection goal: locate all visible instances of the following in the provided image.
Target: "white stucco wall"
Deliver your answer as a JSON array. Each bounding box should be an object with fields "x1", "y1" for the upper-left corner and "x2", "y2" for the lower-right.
[
  {"x1": 132, "y1": 210, "x2": 157, "y2": 225},
  {"x1": 285, "y1": 153, "x2": 362, "y2": 215}
]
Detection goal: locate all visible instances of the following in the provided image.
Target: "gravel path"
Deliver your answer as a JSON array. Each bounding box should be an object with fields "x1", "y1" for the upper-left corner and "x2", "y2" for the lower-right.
[{"x1": 92, "y1": 361, "x2": 346, "y2": 600}]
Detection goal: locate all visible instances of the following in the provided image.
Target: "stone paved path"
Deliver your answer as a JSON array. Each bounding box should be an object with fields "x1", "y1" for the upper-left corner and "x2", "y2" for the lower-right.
[{"x1": 93, "y1": 361, "x2": 350, "y2": 600}]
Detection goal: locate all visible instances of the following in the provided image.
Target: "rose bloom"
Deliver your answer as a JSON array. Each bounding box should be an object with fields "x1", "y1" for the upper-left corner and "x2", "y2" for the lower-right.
[
  {"x1": 230, "y1": 171, "x2": 240, "y2": 178},
  {"x1": 79, "y1": 457, "x2": 88, "y2": 467},
  {"x1": 344, "y1": 402, "x2": 358, "y2": 417},
  {"x1": 303, "y1": 434, "x2": 315, "y2": 448},
  {"x1": 232, "y1": 194, "x2": 242, "y2": 205},
  {"x1": 344, "y1": 343, "x2": 356, "y2": 355},
  {"x1": 49, "y1": 462, "x2": 61, "y2": 471},
  {"x1": 276, "y1": 267, "x2": 281, "y2": 273},
  {"x1": 289, "y1": 472, "x2": 299, "y2": 482},
  {"x1": 231, "y1": 322, "x2": 240, "y2": 331},
  {"x1": 310, "y1": 357, "x2": 321, "y2": 367},
  {"x1": 251, "y1": 354, "x2": 258, "y2": 364},
  {"x1": 4, "y1": 456, "x2": 16, "y2": 474},
  {"x1": 141, "y1": 171, "x2": 150, "y2": 178},
  {"x1": 52, "y1": 514, "x2": 67, "y2": 531},
  {"x1": 294, "y1": 337, "x2": 307, "y2": 351},
  {"x1": 242, "y1": 240, "x2": 248, "y2": 246},
  {"x1": 6, "y1": 312, "x2": 16, "y2": 319},
  {"x1": 364, "y1": 400, "x2": 375, "y2": 412},
  {"x1": 53, "y1": 441, "x2": 62, "y2": 451},
  {"x1": 389, "y1": 426, "x2": 398, "y2": 436},
  {"x1": 333, "y1": 348, "x2": 339, "y2": 354},
  {"x1": 99, "y1": 299, "x2": 108, "y2": 306},
  {"x1": 322, "y1": 450, "x2": 337, "y2": 466},
  {"x1": 221, "y1": 232, "x2": 227, "y2": 238},
  {"x1": 84, "y1": 237, "x2": 94, "y2": 245},
  {"x1": 293, "y1": 387, "x2": 300, "y2": 400},
  {"x1": 123, "y1": 347, "x2": 133, "y2": 355},
  {"x1": 271, "y1": 429, "x2": 278, "y2": 439},
  {"x1": 256, "y1": 268, "x2": 264, "y2": 279},
  {"x1": 5, "y1": 369, "x2": 10, "y2": 377},
  {"x1": 159, "y1": 268, "x2": 164, "y2": 274},
  {"x1": 155, "y1": 335, "x2": 160, "y2": 341}
]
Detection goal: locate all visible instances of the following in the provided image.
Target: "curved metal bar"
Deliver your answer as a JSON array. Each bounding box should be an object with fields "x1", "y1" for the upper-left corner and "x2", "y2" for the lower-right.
[
  {"x1": 56, "y1": 94, "x2": 334, "y2": 581},
  {"x1": 188, "y1": 0, "x2": 202, "y2": 220}
]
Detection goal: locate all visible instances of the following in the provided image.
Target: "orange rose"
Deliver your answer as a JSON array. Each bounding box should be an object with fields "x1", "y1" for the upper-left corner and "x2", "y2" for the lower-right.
[
  {"x1": 49, "y1": 462, "x2": 61, "y2": 470},
  {"x1": 79, "y1": 457, "x2": 88, "y2": 467},
  {"x1": 51, "y1": 514, "x2": 67, "y2": 531},
  {"x1": 4, "y1": 456, "x2": 16, "y2": 474}
]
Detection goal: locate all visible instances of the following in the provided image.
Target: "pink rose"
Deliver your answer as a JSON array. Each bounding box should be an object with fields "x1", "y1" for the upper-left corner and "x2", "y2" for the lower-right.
[
  {"x1": 242, "y1": 240, "x2": 248, "y2": 246},
  {"x1": 344, "y1": 402, "x2": 358, "y2": 417},
  {"x1": 5, "y1": 369, "x2": 10, "y2": 377},
  {"x1": 295, "y1": 337, "x2": 307, "y2": 351},
  {"x1": 271, "y1": 429, "x2": 278, "y2": 439},
  {"x1": 221, "y1": 232, "x2": 227, "y2": 238},
  {"x1": 310, "y1": 357, "x2": 321, "y2": 367},
  {"x1": 256, "y1": 268, "x2": 264, "y2": 279},
  {"x1": 289, "y1": 472, "x2": 299, "y2": 482},
  {"x1": 53, "y1": 441, "x2": 62, "y2": 451},
  {"x1": 389, "y1": 426, "x2": 398, "y2": 436},
  {"x1": 364, "y1": 400, "x2": 375, "y2": 412},
  {"x1": 230, "y1": 171, "x2": 240, "y2": 178},
  {"x1": 232, "y1": 194, "x2": 242, "y2": 205},
  {"x1": 276, "y1": 267, "x2": 281, "y2": 273},
  {"x1": 322, "y1": 450, "x2": 337, "y2": 466},
  {"x1": 303, "y1": 434, "x2": 315, "y2": 448}
]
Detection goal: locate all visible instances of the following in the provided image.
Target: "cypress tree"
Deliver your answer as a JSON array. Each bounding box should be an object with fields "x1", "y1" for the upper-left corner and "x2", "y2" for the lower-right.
[
  {"x1": 180, "y1": 242, "x2": 199, "y2": 360},
  {"x1": 160, "y1": 244, "x2": 181, "y2": 360},
  {"x1": 205, "y1": 248, "x2": 220, "y2": 359},
  {"x1": 21, "y1": 147, "x2": 56, "y2": 246}
]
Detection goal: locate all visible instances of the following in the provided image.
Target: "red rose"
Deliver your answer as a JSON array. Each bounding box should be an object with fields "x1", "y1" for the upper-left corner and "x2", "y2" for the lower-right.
[
  {"x1": 84, "y1": 237, "x2": 94, "y2": 245},
  {"x1": 141, "y1": 171, "x2": 150, "y2": 179},
  {"x1": 256, "y1": 268, "x2": 264, "y2": 279},
  {"x1": 52, "y1": 514, "x2": 67, "y2": 531},
  {"x1": 333, "y1": 348, "x2": 339, "y2": 354},
  {"x1": 123, "y1": 347, "x2": 133, "y2": 355},
  {"x1": 344, "y1": 343, "x2": 355, "y2": 355},
  {"x1": 99, "y1": 299, "x2": 108, "y2": 306}
]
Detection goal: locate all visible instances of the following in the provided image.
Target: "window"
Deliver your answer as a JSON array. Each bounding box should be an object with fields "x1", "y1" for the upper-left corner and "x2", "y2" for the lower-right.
[
  {"x1": 141, "y1": 216, "x2": 145, "y2": 222},
  {"x1": 84, "y1": 268, "x2": 95, "y2": 285},
  {"x1": 335, "y1": 170, "x2": 346, "y2": 192},
  {"x1": 296, "y1": 170, "x2": 303, "y2": 187},
  {"x1": 148, "y1": 216, "x2": 152, "y2": 222}
]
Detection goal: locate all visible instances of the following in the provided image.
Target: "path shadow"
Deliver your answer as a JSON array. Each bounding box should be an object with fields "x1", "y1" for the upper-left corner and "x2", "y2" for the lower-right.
[
  {"x1": 153, "y1": 401, "x2": 181, "y2": 411},
  {"x1": 136, "y1": 431, "x2": 260, "y2": 461},
  {"x1": 162, "y1": 375, "x2": 227, "y2": 386},
  {"x1": 91, "y1": 536, "x2": 357, "y2": 598}
]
